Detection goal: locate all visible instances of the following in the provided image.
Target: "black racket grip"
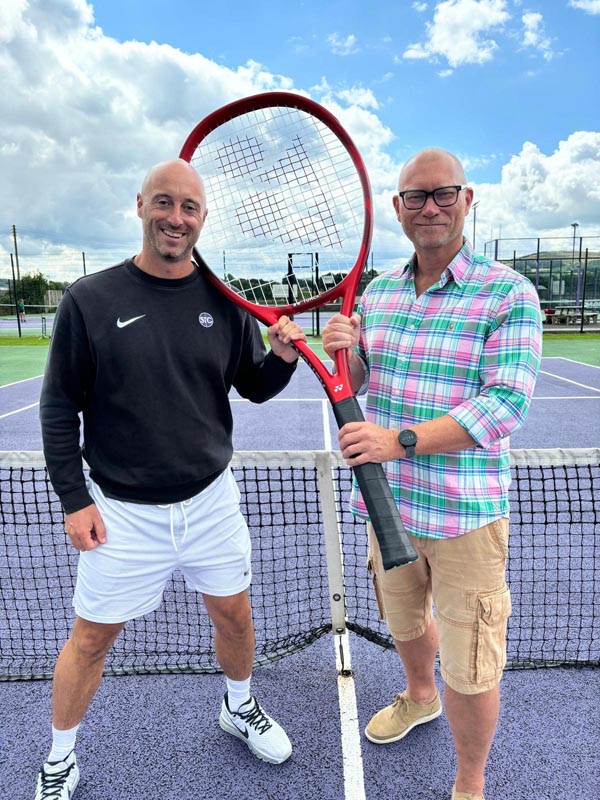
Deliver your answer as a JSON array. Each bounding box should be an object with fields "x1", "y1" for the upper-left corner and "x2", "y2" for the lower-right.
[{"x1": 332, "y1": 397, "x2": 418, "y2": 571}]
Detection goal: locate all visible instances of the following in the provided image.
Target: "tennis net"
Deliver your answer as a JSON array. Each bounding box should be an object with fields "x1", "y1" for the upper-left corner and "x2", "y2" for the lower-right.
[{"x1": 1, "y1": 449, "x2": 598, "y2": 680}]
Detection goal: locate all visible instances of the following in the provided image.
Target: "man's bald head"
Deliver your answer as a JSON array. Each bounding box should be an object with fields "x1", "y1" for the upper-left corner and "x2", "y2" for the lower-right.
[
  {"x1": 398, "y1": 148, "x2": 467, "y2": 191},
  {"x1": 140, "y1": 159, "x2": 207, "y2": 203}
]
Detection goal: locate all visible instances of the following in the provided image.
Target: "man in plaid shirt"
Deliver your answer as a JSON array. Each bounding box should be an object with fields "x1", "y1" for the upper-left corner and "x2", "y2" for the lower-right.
[{"x1": 322, "y1": 148, "x2": 542, "y2": 800}]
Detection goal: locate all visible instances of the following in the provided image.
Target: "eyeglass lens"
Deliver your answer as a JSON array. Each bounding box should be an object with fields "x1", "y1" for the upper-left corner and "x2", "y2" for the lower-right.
[{"x1": 402, "y1": 186, "x2": 461, "y2": 209}]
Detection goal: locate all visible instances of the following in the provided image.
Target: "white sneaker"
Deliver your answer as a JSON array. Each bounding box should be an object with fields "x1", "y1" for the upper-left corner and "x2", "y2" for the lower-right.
[
  {"x1": 219, "y1": 693, "x2": 292, "y2": 764},
  {"x1": 35, "y1": 751, "x2": 80, "y2": 799}
]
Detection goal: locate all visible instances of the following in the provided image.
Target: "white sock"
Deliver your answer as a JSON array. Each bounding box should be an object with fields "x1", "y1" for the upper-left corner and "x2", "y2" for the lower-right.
[
  {"x1": 48, "y1": 724, "x2": 79, "y2": 763},
  {"x1": 226, "y1": 677, "x2": 251, "y2": 712}
]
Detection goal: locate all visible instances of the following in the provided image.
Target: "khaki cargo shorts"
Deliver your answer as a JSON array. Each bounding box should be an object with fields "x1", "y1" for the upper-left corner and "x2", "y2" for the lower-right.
[{"x1": 368, "y1": 519, "x2": 511, "y2": 695}]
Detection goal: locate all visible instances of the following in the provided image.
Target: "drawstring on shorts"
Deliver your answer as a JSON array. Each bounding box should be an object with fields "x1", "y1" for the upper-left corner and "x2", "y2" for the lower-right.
[{"x1": 158, "y1": 498, "x2": 193, "y2": 551}]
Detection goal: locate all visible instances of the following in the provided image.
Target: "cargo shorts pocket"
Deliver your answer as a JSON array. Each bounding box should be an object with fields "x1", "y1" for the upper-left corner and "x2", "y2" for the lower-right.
[
  {"x1": 471, "y1": 583, "x2": 512, "y2": 684},
  {"x1": 367, "y1": 552, "x2": 385, "y2": 620}
]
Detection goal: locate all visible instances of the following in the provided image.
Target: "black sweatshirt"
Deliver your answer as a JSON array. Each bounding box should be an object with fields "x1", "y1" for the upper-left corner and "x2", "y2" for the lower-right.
[{"x1": 39, "y1": 259, "x2": 297, "y2": 513}]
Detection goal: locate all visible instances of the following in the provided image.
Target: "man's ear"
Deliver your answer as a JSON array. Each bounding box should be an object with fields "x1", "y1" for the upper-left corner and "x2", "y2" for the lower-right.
[{"x1": 464, "y1": 187, "x2": 474, "y2": 214}]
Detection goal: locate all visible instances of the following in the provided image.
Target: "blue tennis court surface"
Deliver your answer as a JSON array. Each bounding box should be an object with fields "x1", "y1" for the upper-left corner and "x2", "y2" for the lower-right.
[
  {"x1": 2, "y1": 357, "x2": 600, "y2": 451},
  {"x1": 1, "y1": 357, "x2": 599, "y2": 800}
]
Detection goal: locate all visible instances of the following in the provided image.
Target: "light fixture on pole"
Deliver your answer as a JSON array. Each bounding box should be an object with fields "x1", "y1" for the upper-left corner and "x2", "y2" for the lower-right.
[
  {"x1": 472, "y1": 201, "x2": 480, "y2": 250},
  {"x1": 570, "y1": 222, "x2": 579, "y2": 262}
]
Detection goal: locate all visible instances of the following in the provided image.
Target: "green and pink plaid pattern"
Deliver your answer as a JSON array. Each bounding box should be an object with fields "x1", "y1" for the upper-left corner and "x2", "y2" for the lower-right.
[{"x1": 351, "y1": 242, "x2": 543, "y2": 539}]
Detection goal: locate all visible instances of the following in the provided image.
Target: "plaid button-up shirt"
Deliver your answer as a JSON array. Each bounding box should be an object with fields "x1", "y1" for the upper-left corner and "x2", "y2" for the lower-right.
[{"x1": 351, "y1": 241, "x2": 542, "y2": 538}]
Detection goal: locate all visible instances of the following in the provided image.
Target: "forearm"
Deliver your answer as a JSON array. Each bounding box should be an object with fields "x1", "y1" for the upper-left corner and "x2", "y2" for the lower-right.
[
  {"x1": 337, "y1": 413, "x2": 478, "y2": 467},
  {"x1": 398, "y1": 415, "x2": 477, "y2": 458},
  {"x1": 348, "y1": 351, "x2": 367, "y2": 393}
]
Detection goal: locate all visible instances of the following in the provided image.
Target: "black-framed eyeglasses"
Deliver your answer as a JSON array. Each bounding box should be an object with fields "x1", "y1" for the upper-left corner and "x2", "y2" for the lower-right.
[{"x1": 397, "y1": 185, "x2": 468, "y2": 210}]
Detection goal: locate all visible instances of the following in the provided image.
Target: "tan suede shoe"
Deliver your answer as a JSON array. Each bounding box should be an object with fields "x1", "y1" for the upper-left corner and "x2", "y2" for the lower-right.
[{"x1": 365, "y1": 690, "x2": 442, "y2": 744}]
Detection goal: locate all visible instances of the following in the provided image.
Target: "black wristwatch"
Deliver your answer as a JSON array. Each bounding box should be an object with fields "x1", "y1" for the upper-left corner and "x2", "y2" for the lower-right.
[{"x1": 398, "y1": 429, "x2": 418, "y2": 458}]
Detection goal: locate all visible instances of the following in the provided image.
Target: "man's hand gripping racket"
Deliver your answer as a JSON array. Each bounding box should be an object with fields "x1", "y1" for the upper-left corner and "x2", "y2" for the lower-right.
[{"x1": 180, "y1": 91, "x2": 417, "y2": 570}]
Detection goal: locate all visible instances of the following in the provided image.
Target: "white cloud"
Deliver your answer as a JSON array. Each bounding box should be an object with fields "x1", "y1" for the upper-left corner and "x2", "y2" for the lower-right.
[
  {"x1": 0, "y1": 2, "x2": 395, "y2": 281},
  {"x1": 0, "y1": 0, "x2": 598, "y2": 281},
  {"x1": 327, "y1": 33, "x2": 359, "y2": 56},
  {"x1": 569, "y1": 0, "x2": 600, "y2": 14},
  {"x1": 335, "y1": 87, "x2": 380, "y2": 110},
  {"x1": 461, "y1": 153, "x2": 499, "y2": 173},
  {"x1": 520, "y1": 12, "x2": 555, "y2": 61},
  {"x1": 370, "y1": 135, "x2": 600, "y2": 262},
  {"x1": 472, "y1": 132, "x2": 600, "y2": 242},
  {"x1": 412, "y1": 2, "x2": 428, "y2": 11},
  {"x1": 403, "y1": 0, "x2": 511, "y2": 67}
]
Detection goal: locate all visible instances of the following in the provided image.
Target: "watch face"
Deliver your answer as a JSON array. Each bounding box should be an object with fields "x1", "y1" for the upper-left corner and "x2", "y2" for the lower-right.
[{"x1": 400, "y1": 430, "x2": 417, "y2": 447}]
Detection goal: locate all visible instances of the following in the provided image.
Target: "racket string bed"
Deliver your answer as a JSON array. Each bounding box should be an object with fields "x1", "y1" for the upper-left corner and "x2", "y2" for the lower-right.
[{"x1": 186, "y1": 101, "x2": 365, "y2": 309}]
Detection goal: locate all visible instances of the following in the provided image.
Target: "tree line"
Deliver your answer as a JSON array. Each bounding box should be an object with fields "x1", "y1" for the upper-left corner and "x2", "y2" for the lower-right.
[{"x1": 0, "y1": 271, "x2": 68, "y2": 314}]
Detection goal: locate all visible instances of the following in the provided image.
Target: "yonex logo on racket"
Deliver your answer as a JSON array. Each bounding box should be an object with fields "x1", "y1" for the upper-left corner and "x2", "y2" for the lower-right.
[
  {"x1": 198, "y1": 312, "x2": 214, "y2": 328},
  {"x1": 334, "y1": 384, "x2": 344, "y2": 393}
]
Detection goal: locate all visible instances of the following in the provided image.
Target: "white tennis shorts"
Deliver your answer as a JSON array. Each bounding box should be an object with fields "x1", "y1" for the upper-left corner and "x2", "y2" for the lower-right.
[{"x1": 73, "y1": 469, "x2": 252, "y2": 624}]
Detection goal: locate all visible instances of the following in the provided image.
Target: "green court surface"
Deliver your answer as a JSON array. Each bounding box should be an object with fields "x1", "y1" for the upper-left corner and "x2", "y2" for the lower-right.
[
  {"x1": 1, "y1": 334, "x2": 599, "y2": 387},
  {"x1": 0, "y1": 340, "x2": 49, "y2": 385},
  {"x1": 541, "y1": 333, "x2": 600, "y2": 366}
]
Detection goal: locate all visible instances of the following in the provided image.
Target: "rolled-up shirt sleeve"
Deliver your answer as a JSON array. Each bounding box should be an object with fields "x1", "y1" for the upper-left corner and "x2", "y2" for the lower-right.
[{"x1": 449, "y1": 281, "x2": 542, "y2": 448}]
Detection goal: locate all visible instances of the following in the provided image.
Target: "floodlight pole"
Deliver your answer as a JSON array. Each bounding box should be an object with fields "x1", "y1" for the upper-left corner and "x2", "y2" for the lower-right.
[
  {"x1": 11, "y1": 253, "x2": 22, "y2": 338},
  {"x1": 12, "y1": 225, "x2": 21, "y2": 284}
]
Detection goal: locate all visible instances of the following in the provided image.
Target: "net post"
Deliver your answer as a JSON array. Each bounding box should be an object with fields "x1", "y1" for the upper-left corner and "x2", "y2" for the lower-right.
[{"x1": 315, "y1": 451, "x2": 352, "y2": 674}]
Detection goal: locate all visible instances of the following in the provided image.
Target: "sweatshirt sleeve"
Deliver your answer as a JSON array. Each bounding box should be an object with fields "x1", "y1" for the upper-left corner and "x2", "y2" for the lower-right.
[
  {"x1": 39, "y1": 291, "x2": 95, "y2": 513},
  {"x1": 232, "y1": 315, "x2": 297, "y2": 403}
]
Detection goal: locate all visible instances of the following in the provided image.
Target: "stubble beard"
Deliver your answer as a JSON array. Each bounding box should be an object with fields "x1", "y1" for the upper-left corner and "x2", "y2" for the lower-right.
[{"x1": 147, "y1": 223, "x2": 196, "y2": 263}]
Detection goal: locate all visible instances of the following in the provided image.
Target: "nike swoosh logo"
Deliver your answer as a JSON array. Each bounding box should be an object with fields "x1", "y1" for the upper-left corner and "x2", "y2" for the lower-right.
[{"x1": 117, "y1": 315, "x2": 146, "y2": 328}]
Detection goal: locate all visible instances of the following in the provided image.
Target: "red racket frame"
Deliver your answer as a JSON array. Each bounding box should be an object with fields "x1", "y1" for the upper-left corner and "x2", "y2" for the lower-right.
[{"x1": 180, "y1": 91, "x2": 371, "y2": 404}]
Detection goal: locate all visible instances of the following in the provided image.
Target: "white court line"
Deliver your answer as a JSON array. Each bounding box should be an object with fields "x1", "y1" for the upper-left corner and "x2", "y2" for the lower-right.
[
  {"x1": 534, "y1": 396, "x2": 600, "y2": 400},
  {"x1": 230, "y1": 396, "x2": 367, "y2": 404},
  {"x1": 321, "y1": 398, "x2": 367, "y2": 800},
  {"x1": 543, "y1": 357, "x2": 600, "y2": 370},
  {"x1": 336, "y1": 643, "x2": 366, "y2": 800},
  {"x1": 322, "y1": 399, "x2": 332, "y2": 450},
  {"x1": 0, "y1": 374, "x2": 44, "y2": 389},
  {"x1": 0, "y1": 402, "x2": 39, "y2": 419},
  {"x1": 539, "y1": 370, "x2": 600, "y2": 394},
  {"x1": 230, "y1": 397, "x2": 326, "y2": 402}
]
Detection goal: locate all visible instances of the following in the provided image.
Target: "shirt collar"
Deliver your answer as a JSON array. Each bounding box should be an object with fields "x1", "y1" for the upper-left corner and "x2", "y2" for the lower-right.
[{"x1": 401, "y1": 239, "x2": 473, "y2": 289}]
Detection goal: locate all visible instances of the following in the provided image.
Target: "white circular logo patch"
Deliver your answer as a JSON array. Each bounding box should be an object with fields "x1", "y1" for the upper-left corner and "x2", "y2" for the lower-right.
[{"x1": 198, "y1": 312, "x2": 214, "y2": 328}]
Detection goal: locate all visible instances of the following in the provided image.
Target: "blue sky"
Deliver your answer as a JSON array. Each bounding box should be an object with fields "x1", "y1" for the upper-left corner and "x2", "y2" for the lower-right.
[
  {"x1": 93, "y1": 0, "x2": 598, "y2": 178},
  {"x1": 1, "y1": 0, "x2": 599, "y2": 281}
]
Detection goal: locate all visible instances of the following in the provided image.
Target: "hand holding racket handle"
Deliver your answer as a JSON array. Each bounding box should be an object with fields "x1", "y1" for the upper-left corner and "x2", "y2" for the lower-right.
[{"x1": 332, "y1": 397, "x2": 418, "y2": 570}]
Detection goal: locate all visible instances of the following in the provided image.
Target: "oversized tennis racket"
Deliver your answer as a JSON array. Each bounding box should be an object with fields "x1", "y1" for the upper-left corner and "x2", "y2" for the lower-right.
[{"x1": 180, "y1": 91, "x2": 416, "y2": 570}]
